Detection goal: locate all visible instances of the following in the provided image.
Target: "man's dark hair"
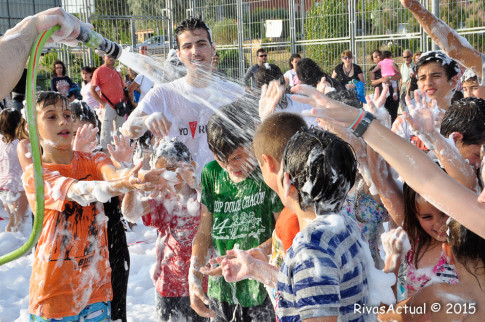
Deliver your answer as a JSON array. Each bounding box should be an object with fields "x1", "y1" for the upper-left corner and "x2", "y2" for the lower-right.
[
  {"x1": 416, "y1": 51, "x2": 460, "y2": 80},
  {"x1": 440, "y1": 97, "x2": 485, "y2": 146},
  {"x1": 256, "y1": 48, "x2": 266, "y2": 56},
  {"x1": 175, "y1": 17, "x2": 212, "y2": 48},
  {"x1": 282, "y1": 127, "x2": 356, "y2": 215},
  {"x1": 296, "y1": 58, "x2": 343, "y2": 90},
  {"x1": 326, "y1": 90, "x2": 362, "y2": 109},
  {"x1": 288, "y1": 53, "x2": 301, "y2": 69},
  {"x1": 207, "y1": 97, "x2": 259, "y2": 162},
  {"x1": 255, "y1": 64, "x2": 284, "y2": 88}
]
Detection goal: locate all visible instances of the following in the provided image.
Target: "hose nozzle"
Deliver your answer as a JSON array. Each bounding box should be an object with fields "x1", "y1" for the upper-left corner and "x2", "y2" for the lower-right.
[{"x1": 76, "y1": 26, "x2": 122, "y2": 59}]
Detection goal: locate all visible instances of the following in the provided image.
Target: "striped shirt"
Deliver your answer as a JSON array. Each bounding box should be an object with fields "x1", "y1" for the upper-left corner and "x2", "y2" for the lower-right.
[{"x1": 275, "y1": 213, "x2": 372, "y2": 321}]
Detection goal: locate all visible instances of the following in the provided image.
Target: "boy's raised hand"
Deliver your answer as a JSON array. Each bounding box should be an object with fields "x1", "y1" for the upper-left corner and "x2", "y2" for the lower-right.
[
  {"x1": 259, "y1": 80, "x2": 284, "y2": 120},
  {"x1": 217, "y1": 249, "x2": 253, "y2": 283},
  {"x1": 189, "y1": 282, "x2": 216, "y2": 318},
  {"x1": 73, "y1": 123, "x2": 98, "y2": 153},
  {"x1": 107, "y1": 134, "x2": 135, "y2": 166}
]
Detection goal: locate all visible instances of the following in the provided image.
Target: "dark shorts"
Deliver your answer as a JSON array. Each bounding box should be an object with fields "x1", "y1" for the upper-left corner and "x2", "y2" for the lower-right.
[
  {"x1": 209, "y1": 295, "x2": 275, "y2": 322},
  {"x1": 156, "y1": 292, "x2": 208, "y2": 322}
]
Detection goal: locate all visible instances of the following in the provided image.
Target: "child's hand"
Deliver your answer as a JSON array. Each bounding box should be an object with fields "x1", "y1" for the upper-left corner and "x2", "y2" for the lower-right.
[
  {"x1": 316, "y1": 77, "x2": 335, "y2": 94},
  {"x1": 218, "y1": 249, "x2": 254, "y2": 283},
  {"x1": 107, "y1": 134, "x2": 134, "y2": 166},
  {"x1": 259, "y1": 80, "x2": 284, "y2": 120},
  {"x1": 136, "y1": 168, "x2": 166, "y2": 191},
  {"x1": 73, "y1": 123, "x2": 98, "y2": 153},
  {"x1": 189, "y1": 281, "x2": 215, "y2": 318},
  {"x1": 365, "y1": 85, "x2": 391, "y2": 128},
  {"x1": 381, "y1": 227, "x2": 411, "y2": 273},
  {"x1": 403, "y1": 92, "x2": 442, "y2": 144}
]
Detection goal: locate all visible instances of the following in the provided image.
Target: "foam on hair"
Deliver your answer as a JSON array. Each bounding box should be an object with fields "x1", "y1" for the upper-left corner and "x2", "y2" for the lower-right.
[{"x1": 282, "y1": 127, "x2": 357, "y2": 215}]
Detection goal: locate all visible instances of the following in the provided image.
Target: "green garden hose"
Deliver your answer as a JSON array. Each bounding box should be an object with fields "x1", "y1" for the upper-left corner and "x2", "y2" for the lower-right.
[{"x1": 0, "y1": 26, "x2": 59, "y2": 265}]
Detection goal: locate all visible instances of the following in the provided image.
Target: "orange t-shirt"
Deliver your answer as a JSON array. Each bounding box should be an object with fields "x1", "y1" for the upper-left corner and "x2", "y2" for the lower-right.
[
  {"x1": 270, "y1": 207, "x2": 300, "y2": 268},
  {"x1": 91, "y1": 65, "x2": 125, "y2": 105},
  {"x1": 23, "y1": 151, "x2": 113, "y2": 319}
]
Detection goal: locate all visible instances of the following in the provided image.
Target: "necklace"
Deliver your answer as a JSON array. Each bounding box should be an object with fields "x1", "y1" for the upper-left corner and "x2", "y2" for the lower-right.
[{"x1": 343, "y1": 64, "x2": 353, "y2": 77}]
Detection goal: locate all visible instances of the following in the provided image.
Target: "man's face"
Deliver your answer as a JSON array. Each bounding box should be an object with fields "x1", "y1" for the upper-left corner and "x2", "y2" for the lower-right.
[
  {"x1": 176, "y1": 28, "x2": 214, "y2": 73},
  {"x1": 257, "y1": 51, "x2": 267, "y2": 65},
  {"x1": 417, "y1": 61, "x2": 457, "y2": 107},
  {"x1": 37, "y1": 100, "x2": 73, "y2": 150},
  {"x1": 463, "y1": 79, "x2": 485, "y2": 99},
  {"x1": 215, "y1": 146, "x2": 255, "y2": 183},
  {"x1": 403, "y1": 51, "x2": 413, "y2": 64},
  {"x1": 103, "y1": 55, "x2": 115, "y2": 67}
]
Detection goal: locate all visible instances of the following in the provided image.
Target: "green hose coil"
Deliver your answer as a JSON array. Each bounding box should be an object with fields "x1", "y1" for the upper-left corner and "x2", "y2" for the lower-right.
[{"x1": 0, "y1": 25, "x2": 60, "y2": 265}]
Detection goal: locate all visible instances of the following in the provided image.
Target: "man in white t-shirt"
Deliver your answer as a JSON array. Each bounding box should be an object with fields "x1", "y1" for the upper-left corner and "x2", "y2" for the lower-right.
[{"x1": 122, "y1": 17, "x2": 244, "y2": 174}]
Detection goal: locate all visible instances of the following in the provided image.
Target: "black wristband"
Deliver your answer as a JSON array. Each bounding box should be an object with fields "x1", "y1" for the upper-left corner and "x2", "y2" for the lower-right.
[{"x1": 353, "y1": 111, "x2": 376, "y2": 137}]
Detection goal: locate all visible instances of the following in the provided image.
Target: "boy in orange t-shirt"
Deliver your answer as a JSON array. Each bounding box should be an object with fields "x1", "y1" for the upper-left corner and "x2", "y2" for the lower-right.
[{"x1": 20, "y1": 91, "x2": 161, "y2": 321}]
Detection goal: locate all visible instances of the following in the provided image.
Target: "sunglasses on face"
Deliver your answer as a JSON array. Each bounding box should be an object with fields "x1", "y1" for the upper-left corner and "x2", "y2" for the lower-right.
[
  {"x1": 342, "y1": 56, "x2": 352, "y2": 60},
  {"x1": 259, "y1": 54, "x2": 267, "y2": 57},
  {"x1": 403, "y1": 56, "x2": 412, "y2": 58}
]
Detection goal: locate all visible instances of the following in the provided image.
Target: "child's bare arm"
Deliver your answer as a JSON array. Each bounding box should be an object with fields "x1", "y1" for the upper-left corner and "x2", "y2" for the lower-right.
[
  {"x1": 401, "y1": 0, "x2": 482, "y2": 77},
  {"x1": 370, "y1": 64, "x2": 381, "y2": 73},
  {"x1": 66, "y1": 162, "x2": 146, "y2": 206},
  {"x1": 189, "y1": 204, "x2": 216, "y2": 318},
  {"x1": 121, "y1": 190, "x2": 150, "y2": 223}
]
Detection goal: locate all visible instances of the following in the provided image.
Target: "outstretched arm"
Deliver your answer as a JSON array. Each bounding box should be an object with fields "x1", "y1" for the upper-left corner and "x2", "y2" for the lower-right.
[
  {"x1": 292, "y1": 84, "x2": 485, "y2": 239},
  {"x1": 0, "y1": 7, "x2": 92, "y2": 99},
  {"x1": 401, "y1": 0, "x2": 482, "y2": 77}
]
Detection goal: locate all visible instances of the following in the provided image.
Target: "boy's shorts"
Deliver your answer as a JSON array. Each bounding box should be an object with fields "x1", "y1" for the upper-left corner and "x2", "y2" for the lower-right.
[
  {"x1": 209, "y1": 295, "x2": 275, "y2": 322},
  {"x1": 30, "y1": 301, "x2": 110, "y2": 322}
]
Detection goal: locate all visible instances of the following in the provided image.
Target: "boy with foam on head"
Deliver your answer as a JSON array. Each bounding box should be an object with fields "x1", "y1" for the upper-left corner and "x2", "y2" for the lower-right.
[
  {"x1": 462, "y1": 69, "x2": 485, "y2": 99},
  {"x1": 220, "y1": 124, "x2": 396, "y2": 321},
  {"x1": 122, "y1": 137, "x2": 206, "y2": 322},
  {"x1": 392, "y1": 51, "x2": 460, "y2": 151},
  {"x1": 189, "y1": 99, "x2": 283, "y2": 321},
  {"x1": 19, "y1": 91, "x2": 162, "y2": 321}
]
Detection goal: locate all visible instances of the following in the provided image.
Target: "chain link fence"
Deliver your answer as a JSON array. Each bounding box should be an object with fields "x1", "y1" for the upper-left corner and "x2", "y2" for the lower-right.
[{"x1": 1, "y1": 0, "x2": 483, "y2": 91}]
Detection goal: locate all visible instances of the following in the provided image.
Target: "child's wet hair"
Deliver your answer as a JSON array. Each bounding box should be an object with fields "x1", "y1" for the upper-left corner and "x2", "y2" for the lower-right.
[
  {"x1": 416, "y1": 51, "x2": 460, "y2": 80},
  {"x1": 296, "y1": 58, "x2": 343, "y2": 90},
  {"x1": 207, "y1": 97, "x2": 259, "y2": 162},
  {"x1": 255, "y1": 63, "x2": 285, "y2": 88},
  {"x1": 282, "y1": 127, "x2": 357, "y2": 215},
  {"x1": 447, "y1": 219, "x2": 485, "y2": 284},
  {"x1": 151, "y1": 137, "x2": 192, "y2": 166},
  {"x1": 326, "y1": 89, "x2": 362, "y2": 109},
  {"x1": 36, "y1": 91, "x2": 69, "y2": 110},
  {"x1": 440, "y1": 97, "x2": 485, "y2": 146},
  {"x1": 70, "y1": 100, "x2": 98, "y2": 128}
]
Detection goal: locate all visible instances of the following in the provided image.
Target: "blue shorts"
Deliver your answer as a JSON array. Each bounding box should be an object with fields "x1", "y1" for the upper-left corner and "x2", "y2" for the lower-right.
[{"x1": 30, "y1": 301, "x2": 110, "y2": 322}]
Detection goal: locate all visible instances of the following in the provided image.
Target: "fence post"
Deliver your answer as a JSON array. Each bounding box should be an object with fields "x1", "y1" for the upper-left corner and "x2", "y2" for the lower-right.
[
  {"x1": 237, "y1": 0, "x2": 245, "y2": 80},
  {"x1": 349, "y1": 0, "x2": 356, "y2": 62},
  {"x1": 289, "y1": 0, "x2": 297, "y2": 54},
  {"x1": 431, "y1": 0, "x2": 440, "y2": 50}
]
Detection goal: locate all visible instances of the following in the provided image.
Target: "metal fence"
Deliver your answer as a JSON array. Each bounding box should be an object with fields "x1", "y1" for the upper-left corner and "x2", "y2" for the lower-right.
[{"x1": 1, "y1": 0, "x2": 484, "y2": 91}]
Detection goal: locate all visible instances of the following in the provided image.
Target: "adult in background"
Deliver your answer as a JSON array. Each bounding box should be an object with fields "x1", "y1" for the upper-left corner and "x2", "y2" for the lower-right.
[
  {"x1": 283, "y1": 53, "x2": 301, "y2": 89},
  {"x1": 80, "y1": 66, "x2": 99, "y2": 112},
  {"x1": 400, "y1": 49, "x2": 415, "y2": 111},
  {"x1": 50, "y1": 60, "x2": 75, "y2": 98},
  {"x1": 121, "y1": 17, "x2": 244, "y2": 178},
  {"x1": 370, "y1": 50, "x2": 401, "y2": 123},
  {"x1": 243, "y1": 48, "x2": 267, "y2": 94},
  {"x1": 90, "y1": 54, "x2": 126, "y2": 151},
  {"x1": 407, "y1": 51, "x2": 421, "y2": 99},
  {"x1": 332, "y1": 50, "x2": 365, "y2": 90}
]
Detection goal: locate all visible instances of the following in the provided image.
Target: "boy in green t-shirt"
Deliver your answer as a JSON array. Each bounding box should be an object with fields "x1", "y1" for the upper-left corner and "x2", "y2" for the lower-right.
[{"x1": 189, "y1": 100, "x2": 283, "y2": 321}]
